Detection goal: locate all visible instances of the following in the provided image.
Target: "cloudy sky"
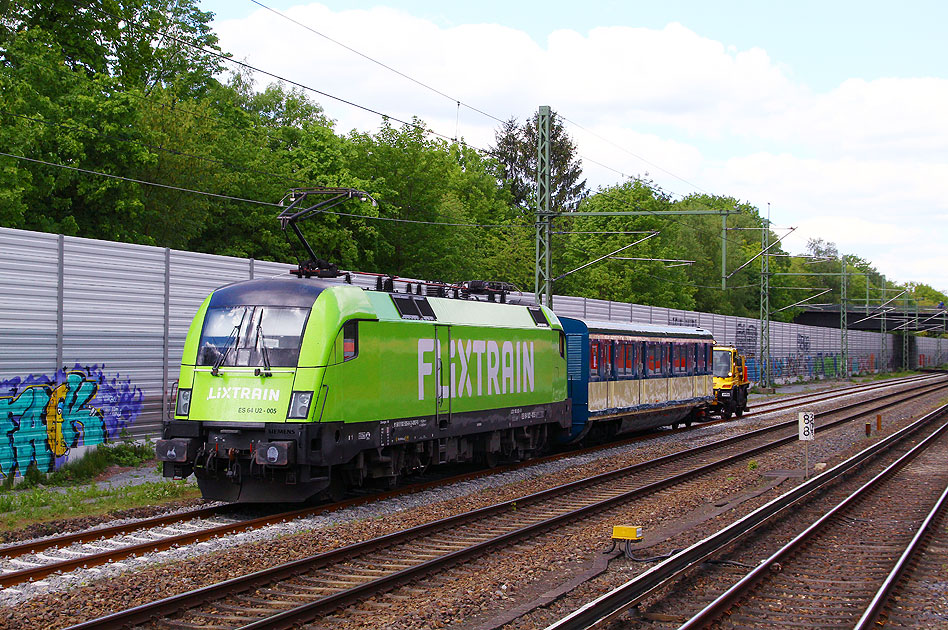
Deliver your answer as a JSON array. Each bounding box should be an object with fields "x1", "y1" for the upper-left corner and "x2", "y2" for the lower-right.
[{"x1": 200, "y1": 0, "x2": 948, "y2": 292}]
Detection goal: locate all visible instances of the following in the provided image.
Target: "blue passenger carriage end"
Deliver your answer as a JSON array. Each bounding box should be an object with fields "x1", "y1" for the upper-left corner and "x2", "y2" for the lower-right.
[{"x1": 559, "y1": 317, "x2": 715, "y2": 442}]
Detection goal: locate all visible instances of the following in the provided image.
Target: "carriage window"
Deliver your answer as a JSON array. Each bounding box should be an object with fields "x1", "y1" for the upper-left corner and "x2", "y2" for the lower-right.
[
  {"x1": 603, "y1": 342, "x2": 613, "y2": 378},
  {"x1": 647, "y1": 343, "x2": 659, "y2": 376},
  {"x1": 617, "y1": 343, "x2": 626, "y2": 376},
  {"x1": 590, "y1": 342, "x2": 599, "y2": 373}
]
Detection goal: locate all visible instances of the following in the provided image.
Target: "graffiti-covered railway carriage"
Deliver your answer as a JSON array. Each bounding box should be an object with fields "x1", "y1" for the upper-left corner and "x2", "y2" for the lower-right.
[{"x1": 158, "y1": 276, "x2": 571, "y2": 502}]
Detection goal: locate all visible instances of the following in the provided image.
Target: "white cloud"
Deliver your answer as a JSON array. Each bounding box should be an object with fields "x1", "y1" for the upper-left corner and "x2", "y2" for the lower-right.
[{"x1": 213, "y1": 3, "x2": 948, "y2": 291}]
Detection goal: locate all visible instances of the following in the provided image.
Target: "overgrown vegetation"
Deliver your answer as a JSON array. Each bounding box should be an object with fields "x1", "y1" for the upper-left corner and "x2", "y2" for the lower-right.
[
  {"x1": 0, "y1": 480, "x2": 200, "y2": 530},
  {"x1": 4, "y1": 442, "x2": 155, "y2": 491},
  {"x1": 0, "y1": 440, "x2": 198, "y2": 531}
]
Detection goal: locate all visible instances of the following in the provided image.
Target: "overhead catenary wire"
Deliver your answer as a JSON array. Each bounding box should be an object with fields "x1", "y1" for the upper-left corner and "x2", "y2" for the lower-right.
[
  {"x1": 11, "y1": 37, "x2": 762, "y2": 255},
  {"x1": 0, "y1": 150, "x2": 538, "y2": 229},
  {"x1": 557, "y1": 112, "x2": 711, "y2": 195},
  {"x1": 249, "y1": 0, "x2": 506, "y2": 126},
  {"x1": 1, "y1": 110, "x2": 313, "y2": 188},
  {"x1": 249, "y1": 0, "x2": 719, "y2": 207},
  {"x1": 78, "y1": 1, "x2": 491, "y2": 154}
]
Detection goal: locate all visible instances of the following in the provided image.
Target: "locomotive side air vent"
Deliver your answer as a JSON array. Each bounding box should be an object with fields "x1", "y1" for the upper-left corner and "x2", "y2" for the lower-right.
[
  {"x1": 391, "y1": 294, "x2": 437, "y2": 321},
  {"x1": 528, "y1": 306, "x2": 549, "y2": 327}
]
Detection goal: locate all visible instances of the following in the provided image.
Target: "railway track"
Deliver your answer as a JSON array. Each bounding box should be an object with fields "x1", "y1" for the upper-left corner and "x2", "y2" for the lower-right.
[
  {"x1": 859, "y1": 482, "x2": 948, "y2": 628},
  {"x1": 0, "y1": 374, "x2": 940, "y2": 593},
  {"x1": 544, "y1": 404, "x2": 948, "y2": 630},
  {"x1": 61, "y1": 376, "x2": 948, "y2": 629},
  {"x1": 677, "y1": 410, "x2": 948, "y2": 628}
]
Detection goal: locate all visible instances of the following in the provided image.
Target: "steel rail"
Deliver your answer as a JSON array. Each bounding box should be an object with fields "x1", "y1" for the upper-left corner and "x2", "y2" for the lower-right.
[
  {"x1": 0, "y1": 505, "x2": 227, "y2": 558},
  {"x1": 544, "y1": 402, "x2": 948, "y2": 630},
  {"x1": 853, "y1": 481, "x2": 948, "y2": 629},
  {"x1": 62, "y1": 381, "x2": 948, "y2": 629},
  {"x1": 678, "y1": 412, "x2": 948, "y2": 629},
  {"x1": 6, "y1": 375, "x2": 942, "y2": 591}
]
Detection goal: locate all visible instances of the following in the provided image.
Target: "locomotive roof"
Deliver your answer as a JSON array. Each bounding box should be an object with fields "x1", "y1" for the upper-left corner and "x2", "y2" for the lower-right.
[
  {"x1": 367, "y1": 290, "x2": 563, "y2": 330},
  {"x1": 562, "y1": 317, "x2": 714, "y2": 340},
  {"x1": 208, "y1": 275, "x2": 341, "y2": 308},
  {"x1": 206, "y1": 275, "x2": 562, "y2": 330}
]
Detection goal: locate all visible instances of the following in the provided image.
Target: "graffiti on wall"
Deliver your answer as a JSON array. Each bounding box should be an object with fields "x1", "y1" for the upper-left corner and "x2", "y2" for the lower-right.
[
  {"x1": 735, "y1": 323, "x2": 758, "y2": 355},
  {"x1": 797, "y1": 334, "x2": 811, "y2": 353},
  {"x1": 0, "y1": 364, "x2": 144, "y2": 478},
  {"x1": 669, "y1": 315, "x2": 699, "y2": 327}
]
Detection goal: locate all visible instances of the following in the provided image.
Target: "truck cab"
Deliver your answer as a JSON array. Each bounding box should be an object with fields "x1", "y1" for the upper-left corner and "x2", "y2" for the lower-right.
[{"x1": 711, "y1": 346, "x2": 750, "y2": 419}]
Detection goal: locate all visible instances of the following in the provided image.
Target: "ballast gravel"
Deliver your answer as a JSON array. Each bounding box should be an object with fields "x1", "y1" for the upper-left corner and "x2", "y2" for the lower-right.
[{"x1": 0, "y1": 377, "x2": 941, "y2": 630}]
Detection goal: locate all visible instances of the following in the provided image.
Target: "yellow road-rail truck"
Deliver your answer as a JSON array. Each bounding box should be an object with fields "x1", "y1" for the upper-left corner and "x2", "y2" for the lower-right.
[{"x1": 710, "y1": 346, "x2": 750, "y2": 419}]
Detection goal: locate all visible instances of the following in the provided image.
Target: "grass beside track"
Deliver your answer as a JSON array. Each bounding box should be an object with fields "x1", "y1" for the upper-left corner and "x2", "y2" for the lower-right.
[
  {"x1": 0, "y1": 441, "x2": 201, "y2": 531},
  {"x1": 0, "y1": 481, "x2": 200, "y2": 530}
]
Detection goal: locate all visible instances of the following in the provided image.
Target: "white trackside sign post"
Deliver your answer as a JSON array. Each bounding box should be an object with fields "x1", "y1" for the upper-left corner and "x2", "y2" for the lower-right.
[{"x1": 799, "y1": 411, "x2": 815, "y2": 478}]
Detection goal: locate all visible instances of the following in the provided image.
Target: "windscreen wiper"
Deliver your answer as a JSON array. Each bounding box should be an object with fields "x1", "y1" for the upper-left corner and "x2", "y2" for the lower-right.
[
  {"x1": 254, "y1": 319, "x2": 273, "y2": 378},
  {"x1": 211, "y1": 310, "x2": 248, "y2": 376}
]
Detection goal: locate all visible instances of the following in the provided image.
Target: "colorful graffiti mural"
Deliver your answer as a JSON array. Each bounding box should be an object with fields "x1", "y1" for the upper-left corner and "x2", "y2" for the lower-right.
[
  {"x1": 0, "y1": 365, "x2": 144, "y2": 478},
  {"x1": 745, "y1": 351, "x2": 886, "y2": 383}
]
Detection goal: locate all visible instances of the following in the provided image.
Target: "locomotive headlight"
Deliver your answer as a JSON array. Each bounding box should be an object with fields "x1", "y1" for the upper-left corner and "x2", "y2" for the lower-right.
[
  {"x1": 175, "y1": 388, "x2": 192, "y2": 417},
  {"x1": 287, "y1": 391, "x2": 314, "y2": 419}
]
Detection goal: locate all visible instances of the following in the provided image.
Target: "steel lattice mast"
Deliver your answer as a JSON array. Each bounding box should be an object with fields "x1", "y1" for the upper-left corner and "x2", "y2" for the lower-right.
[{"x1": 534, "y1": 106, "x2": 553, "y2": 308}]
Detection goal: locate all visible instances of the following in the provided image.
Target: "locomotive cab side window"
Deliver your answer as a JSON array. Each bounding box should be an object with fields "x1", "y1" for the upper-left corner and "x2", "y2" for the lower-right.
[{"x1": 343, "y1": 320, "x2": 358, "y2": 361}]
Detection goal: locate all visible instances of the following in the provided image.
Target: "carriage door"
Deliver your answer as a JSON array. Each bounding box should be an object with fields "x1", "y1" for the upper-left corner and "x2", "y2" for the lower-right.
[{"x1": 435, "y1": 325, "x2": 452, "y2": 428}]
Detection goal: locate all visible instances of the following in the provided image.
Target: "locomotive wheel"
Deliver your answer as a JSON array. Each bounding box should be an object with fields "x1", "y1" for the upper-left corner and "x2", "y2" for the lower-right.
[{"x1": 721, "y1": 404, "x2": 732, "y2": 420}]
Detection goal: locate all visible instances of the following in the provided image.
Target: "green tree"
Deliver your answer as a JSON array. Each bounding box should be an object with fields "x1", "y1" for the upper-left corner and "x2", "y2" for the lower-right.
[
  {"x1": 491, "y1": 109, "x2": 587, "y2": 212},
  {"x1": 555, "y1": 180, "x2": 694, "y2": 308},
  {"x1": 5, "y1": 0, "x2": 224, "y2": 94}
]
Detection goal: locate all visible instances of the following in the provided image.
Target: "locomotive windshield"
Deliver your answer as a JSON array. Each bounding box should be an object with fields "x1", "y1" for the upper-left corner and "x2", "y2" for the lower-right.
[
  {"x1": 198, "y1": 306, "x2": 309, "y2": 368},
  {"x1": 712, "y1": 349, "x2": 732, "y2": 378}
]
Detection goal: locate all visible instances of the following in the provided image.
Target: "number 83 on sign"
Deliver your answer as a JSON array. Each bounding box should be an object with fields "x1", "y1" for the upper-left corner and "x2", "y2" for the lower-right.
[{"x1": 798, "y1": 412, "x2": 815, "y2": 441}]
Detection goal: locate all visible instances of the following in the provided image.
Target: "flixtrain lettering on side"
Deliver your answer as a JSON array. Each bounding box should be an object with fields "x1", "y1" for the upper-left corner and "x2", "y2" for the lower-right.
[{"x1": 417, "y1": 338, "x2": 535, "y2": 400}]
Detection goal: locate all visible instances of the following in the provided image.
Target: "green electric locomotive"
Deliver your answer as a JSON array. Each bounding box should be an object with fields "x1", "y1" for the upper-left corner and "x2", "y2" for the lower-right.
[
  {"x1": 156, "y1": 188, "x2": 714, "y2": 503},
  {"x1": 157, "y1": 275, "x2": 570, "y2": 502}
]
